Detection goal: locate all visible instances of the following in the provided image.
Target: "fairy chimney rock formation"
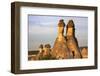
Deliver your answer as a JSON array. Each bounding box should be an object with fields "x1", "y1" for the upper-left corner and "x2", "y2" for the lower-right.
[
  {"x1": 37, "y1": 44, "x2": 52, "y2": 60},
  {"x1": 51, "y1": 19, "x2": 71, "y2": 59},
  {"x1": 81, "y1": 48, "x2": 88, "y2": 58},
  {"x1": 35, "y1": 19, "x2": 83, "y2": 60},
  {"x1": 43, "y1": 44, "x2": 51, "y2": 57},
  {"x1": 57, "y1": 19, "x2": 65, "y2": 41},
  {"x1": 66, "y1": 20, "x2": 82, "y2": 58}
]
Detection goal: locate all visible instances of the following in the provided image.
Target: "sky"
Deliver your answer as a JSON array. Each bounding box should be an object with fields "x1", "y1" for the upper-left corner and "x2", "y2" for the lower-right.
[{"x1": 28, "y1": 15, "x2": 88, "y2": 51}]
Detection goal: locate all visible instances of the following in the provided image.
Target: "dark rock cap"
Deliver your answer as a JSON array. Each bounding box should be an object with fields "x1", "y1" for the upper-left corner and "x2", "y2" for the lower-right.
[
  {"x1": 58, "y1": 19, "x2": 65, "y2": 27},
  {"x1": 45, "y1": 44, "x2": 51, "y2": 48},
  {"x1": 67, "y1": 20, "x2": 75, "y2": 29},
  {"x1": 39, "y1": 44, "x2": 43, "y2": 49}
]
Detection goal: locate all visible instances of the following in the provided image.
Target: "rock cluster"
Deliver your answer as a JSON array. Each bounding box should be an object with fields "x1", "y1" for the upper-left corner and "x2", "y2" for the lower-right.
[
  {"x1": 51, "y1": 19, "x2": 82, "y2": 59},
  {"x1": 51, "y1": 19, "x2": 72, "y2": 59},
  {"x1": 29, "y1": 19, "x2": 88, "y2": 60},
  {"x1": 36, "y1": 44, "x2": 52, "y2": 60}
]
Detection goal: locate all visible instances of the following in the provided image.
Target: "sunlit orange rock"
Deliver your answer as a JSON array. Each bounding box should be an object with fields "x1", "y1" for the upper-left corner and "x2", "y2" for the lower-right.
[
  {"x1": 81, "y1": 48, "x2": 88, "y2": 58},
  {"x1": 51, "y1": 19, "x2": 72, "y2": 59},
  {"x1": 37, "y1": 44, "x2": 51, "y2": 60}
]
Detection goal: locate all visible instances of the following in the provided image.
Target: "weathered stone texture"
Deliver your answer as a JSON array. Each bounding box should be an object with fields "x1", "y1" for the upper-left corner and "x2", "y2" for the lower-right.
[{"x1": 51, "y1": 37, "x2": 72, "y2": 59}]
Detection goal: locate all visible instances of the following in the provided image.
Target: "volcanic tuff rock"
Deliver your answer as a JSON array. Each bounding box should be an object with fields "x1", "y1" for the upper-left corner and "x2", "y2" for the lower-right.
[
  {"x1": 29, "y1": 19, "x2": 86, "y2": 60},
  {"x1": 51, "y1": 19, "x2": 73, "y2": 59},
  {"x1": 66, "y1": 20, "x2": 82, "y2": 58},
  {"x1": 81, "y1": 48, "x2": 88, "y2": 58}
]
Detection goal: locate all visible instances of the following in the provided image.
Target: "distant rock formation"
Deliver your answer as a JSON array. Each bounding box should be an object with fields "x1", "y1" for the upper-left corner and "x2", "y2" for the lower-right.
[
  {"x1": 36, "y1": 44, "x2": 44, "y2": 60},
  {"x1": 37, "y1": 44, "x2": 52, "y2": 60},
  {"x1": 66, "y1": 20, "x2": 82, "y2": 58},
  {"x1": 81, "y1": 48, "x2": 88, "y2": 58}
]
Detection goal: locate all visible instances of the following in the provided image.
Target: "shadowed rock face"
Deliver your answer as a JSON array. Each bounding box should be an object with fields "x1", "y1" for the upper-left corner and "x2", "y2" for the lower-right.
[
  {"x1": 51, "y1": 37, "x2": 72, "y2": 59},
  {"x1": 66, "y1": 37, "x2": 82, "y2": 58},
  {"x1": 66, "y1": 20, "x2": 82, "y2": 58}
]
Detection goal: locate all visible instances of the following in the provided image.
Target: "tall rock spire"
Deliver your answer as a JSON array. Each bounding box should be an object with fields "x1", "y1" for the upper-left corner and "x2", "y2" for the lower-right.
[
  {"x1": 66, "y1": 20, "x2": 75, "y2": 37},
  {"x1": 66, "y1": 20, "x2": 82, "y2": 58},
  {"x1": 51, "y1": 19, "x2": 72, "y2": 59},
  {"x1": 57, "y1": 19, "x2": 65, "y2": 41}
]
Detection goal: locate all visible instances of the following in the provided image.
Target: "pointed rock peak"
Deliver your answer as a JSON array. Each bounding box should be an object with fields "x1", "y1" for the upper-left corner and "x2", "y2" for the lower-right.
[
  {"x1": 39, "y1": 44, "x2": 43, "y2": 49},
  {"x1": 67, "y1": 20, "x2": 75, "y2": 28},
  {"x1": 58, "y1": 19, "x2": 65, "y2": 27},
  {"x1": 44, "y1": 44, "x2": 51, "y2": 48}
]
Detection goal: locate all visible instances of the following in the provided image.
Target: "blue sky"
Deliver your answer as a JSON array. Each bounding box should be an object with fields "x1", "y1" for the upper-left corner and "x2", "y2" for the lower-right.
[{"x1": 28, "y1": 15, "x2": 88, "y2": 51}]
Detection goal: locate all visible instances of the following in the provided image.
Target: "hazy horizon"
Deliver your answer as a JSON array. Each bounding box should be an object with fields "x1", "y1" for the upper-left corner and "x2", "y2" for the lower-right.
[{"x1": 28, "y1": 15, "x2": 88, "y2": 51}]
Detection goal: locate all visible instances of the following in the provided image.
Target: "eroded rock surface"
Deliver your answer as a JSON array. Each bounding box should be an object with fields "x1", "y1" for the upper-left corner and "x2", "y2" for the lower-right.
[{"x1": 66, "y1": 20, "x2": 82, "y2": 58}]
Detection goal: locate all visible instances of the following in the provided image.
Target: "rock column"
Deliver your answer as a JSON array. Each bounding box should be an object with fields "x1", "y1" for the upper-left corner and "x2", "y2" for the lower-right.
[{"x1": 66, "y1": 20, "x2": 82, "y2": 58}]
